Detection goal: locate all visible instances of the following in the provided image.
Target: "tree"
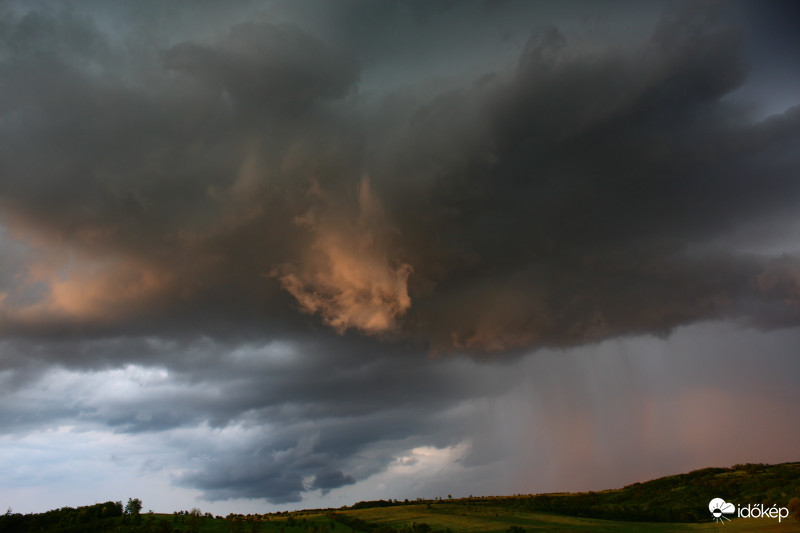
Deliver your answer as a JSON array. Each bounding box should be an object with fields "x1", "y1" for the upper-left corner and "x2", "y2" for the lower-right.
[
  {"x1": 125, "y1": 498, "x2": 142, "y2": 523},
  {"x1": 187, "y1": 507, "x2": 203, "y2": 533}
]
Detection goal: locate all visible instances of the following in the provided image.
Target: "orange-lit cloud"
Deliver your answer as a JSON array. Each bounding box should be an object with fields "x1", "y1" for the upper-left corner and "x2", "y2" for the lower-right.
[
  {"x1": 272, "y1": 178, "x2": 413, "y2": 335},
  {"x1": 44, "y1": 263, "x2": 169, "y2": 321},
  {"x1": 0, "y1": 231, "x2": 171, "y2": 326}
]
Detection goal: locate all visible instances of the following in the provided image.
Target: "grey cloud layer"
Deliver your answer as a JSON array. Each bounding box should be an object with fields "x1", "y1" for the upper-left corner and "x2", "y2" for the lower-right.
[
  {"x1": 3, "y1": 323, "x2": 799, "y2": 505},
  {"x1": 0, "y1": 335, "x2": 506, "y2": 502}
]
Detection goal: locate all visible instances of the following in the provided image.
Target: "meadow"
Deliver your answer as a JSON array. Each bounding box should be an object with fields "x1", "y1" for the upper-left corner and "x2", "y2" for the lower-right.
[{"x1": 72, "y1": 503, "x2": 800, "y2": 533}]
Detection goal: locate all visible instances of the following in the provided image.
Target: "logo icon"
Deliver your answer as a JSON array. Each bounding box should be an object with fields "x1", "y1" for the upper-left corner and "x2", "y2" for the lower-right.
[{"x1": 709, "y1": 498, "x2": 736, "y2": 523}]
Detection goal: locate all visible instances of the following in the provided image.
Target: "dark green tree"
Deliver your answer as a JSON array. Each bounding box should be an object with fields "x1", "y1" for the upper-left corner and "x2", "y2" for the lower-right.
[{"x1": 125, "y1": 498, "x2": 143, "y2": 523}]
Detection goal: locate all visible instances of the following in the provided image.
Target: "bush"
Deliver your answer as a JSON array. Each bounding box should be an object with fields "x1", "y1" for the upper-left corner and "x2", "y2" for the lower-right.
[{"x1": 788, "y1": 498, "x2": 800, "y2": 523}]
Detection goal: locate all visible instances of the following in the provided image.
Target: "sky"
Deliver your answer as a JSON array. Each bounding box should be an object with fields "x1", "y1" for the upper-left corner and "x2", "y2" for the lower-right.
[{"x1": 1, "y1": 0, "x2": 800, "y2": 516}]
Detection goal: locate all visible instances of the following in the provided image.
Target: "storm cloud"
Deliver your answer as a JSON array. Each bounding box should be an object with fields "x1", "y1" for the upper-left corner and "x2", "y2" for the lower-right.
[
  {"x1": 2, "y1": 1, "x2": 799, "y2": 350},
  {"x1": 1, "y1": 0, "x2": 799, "y2": 511}
]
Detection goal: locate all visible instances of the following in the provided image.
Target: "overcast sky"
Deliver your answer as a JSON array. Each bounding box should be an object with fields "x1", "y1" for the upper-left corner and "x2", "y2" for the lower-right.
[{"x1": 1, "y1": 0, "x2": 800, "y2": 516}]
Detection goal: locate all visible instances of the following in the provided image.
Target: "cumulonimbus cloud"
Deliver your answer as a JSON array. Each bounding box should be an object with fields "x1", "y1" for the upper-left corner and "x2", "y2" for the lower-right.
[{"x1": 0, "y1": 2, "x2": 799, "y2": 354}]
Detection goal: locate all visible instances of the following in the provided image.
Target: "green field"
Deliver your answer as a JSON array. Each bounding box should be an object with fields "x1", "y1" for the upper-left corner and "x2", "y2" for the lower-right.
[
  {"x1": 336, "y1": 503, "x2": 800, "y2": 532},
  {"x1": 130, "y1": 504, "x2": 800, "y2": 533}
]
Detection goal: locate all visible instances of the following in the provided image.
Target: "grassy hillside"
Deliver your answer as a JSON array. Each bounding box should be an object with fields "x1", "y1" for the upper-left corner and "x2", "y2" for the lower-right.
[
  {"x1": 339, "y1": 503, "x2": 800, "y2": 532},
  {"x1": 1, "y1": 462, "x2": 799, "y2": 532},
  {"x1": 441, "y1": 462, "x2": 800, "y2": 522}
]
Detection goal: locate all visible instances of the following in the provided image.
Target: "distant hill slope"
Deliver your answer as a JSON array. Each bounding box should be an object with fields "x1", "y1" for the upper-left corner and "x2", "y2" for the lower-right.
[{"x1": 402, "y1": 462, "x2": 800, "y2": 523}]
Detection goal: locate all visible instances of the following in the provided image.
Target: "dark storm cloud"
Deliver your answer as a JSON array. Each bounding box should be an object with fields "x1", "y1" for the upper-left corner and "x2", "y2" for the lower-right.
[
  {"x1": 0, "y1": 6, "x2": 364, "y2": 337},
  {"x1": 162, "y1": 21, "x2": 359, "y2": 111},
  {"x1": 2, "y1": 0, "x2": 800, "y2": 506},
  {"x1": 368, "y1": 3, "x2": 800, "y2": 351},
  {"x1": 2, "y1": 2, "x2": 799, "y2": 350},
  {"x1": 312, "y1": 470, "x2": 355, "y2": 492}
]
